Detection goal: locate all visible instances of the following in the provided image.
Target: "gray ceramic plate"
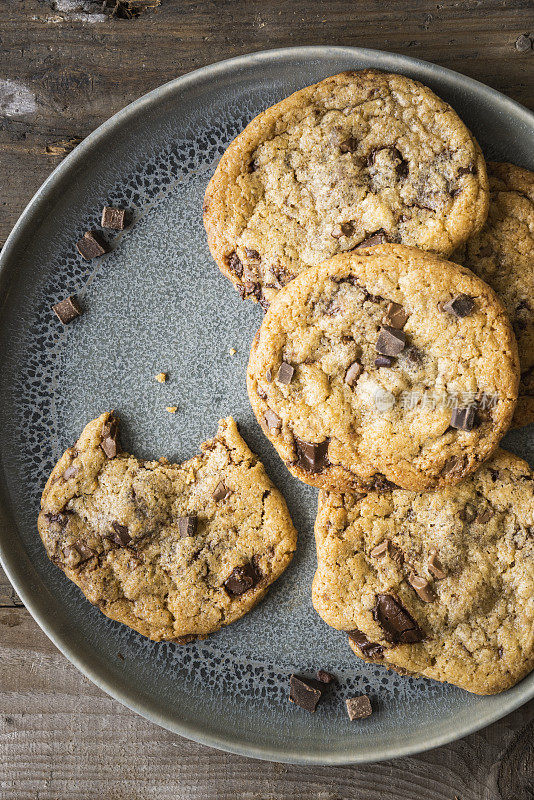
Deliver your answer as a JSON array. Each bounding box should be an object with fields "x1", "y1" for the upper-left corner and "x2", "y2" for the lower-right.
[{"x1": 0, "y1": 46, "x2": 532, "y2": 765}]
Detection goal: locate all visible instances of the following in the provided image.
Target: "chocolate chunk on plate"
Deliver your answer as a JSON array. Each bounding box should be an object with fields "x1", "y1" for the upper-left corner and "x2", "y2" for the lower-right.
[
  {"x1": 316, "y1": 669, "x2": 335, "y2": 684},
  {"x1": 373, "y1": 593, "x2": 423, "y2": 644},
  {"x1": 101, "y1": 206, "x2": 127, "y2": 230},
  {"x1": 289, "y1": 675, "x2": 323, "y2": 713},
  {"x1": 346, "y1": 695, "x2": 372, "y2": 721},
  {"x1": 76, "y1": 231, "x2": 109, "y2": 260},
  {"x1": 53, "y1": 295, "x2": 83, "y2": 324}
]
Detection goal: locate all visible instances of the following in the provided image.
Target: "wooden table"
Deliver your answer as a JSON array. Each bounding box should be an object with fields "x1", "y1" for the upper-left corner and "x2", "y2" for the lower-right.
[{"x1": 1, "y1": 2, "x2": 533, "y2": 797}]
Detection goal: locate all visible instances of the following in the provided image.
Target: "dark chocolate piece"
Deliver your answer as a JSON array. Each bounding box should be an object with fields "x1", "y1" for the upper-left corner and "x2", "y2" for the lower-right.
[
  {"x1": 375, "y1": 355, "x2": 393, "y2": 368},
  {"x1": 178, "y1": 514, "x2": 197, "y2": 538},
  {"x1": 52, "y1": 296, "x2": 83, "y2": 324},
  {"x1": 276, "y1": 362, "x2": 294, "y2": 385},
  {"x1": 376, "y1": 326, "x2": 406, "y2": 357},
  {"x1": 244, "y1": 247, "x2": 260, "y2": 260},
  {"x1": 289, "y1": 675, "x2": 323, "y2": 713},
  {"x1": 383, "y1": 302, "x2": 409, "y2": 329},
  {"x1": 224, "y1": 561, "x2": 260, "y2": 596},
  {"x1": 356, "y1": 230, "x2": 388, "y2": 248},
  {"x1": 226, "y1": 251, "x2": 243, "y2": 278},
  {"x1": 100, "y1": 417, "x2": 120, "y2": 459},
  {"x1": 264, "y1": 408, "x2": 282, "y2": 434},
  {"x1": 450, "y1": 404, "x2": 477, "y2": 431},
  {"x1": 373, "y1": 594, "x2": 423, "y2": 644},
  {"x1": 316, "y1": 669, "x2": 335, "y2": 684},
  {"x1": 212, "y1": 482, "x2": 230, "y2": 502},
  {"x1": 110, "y1": 522, "x2": 131, "y2": 546},
  {"x1": 76, "y1": 231, "x2": 109, "y2": 260},
  {"x1": 348, "y1": 629, "x2": 384, "y2": 659},
  {"x1": 101, "y1": 206, "x2": 127, "y2": 230},
  {"x1": 441, "y1": 294, "x2": 475, "y2": 318},
  {"x1": 346, "y1": 695, "x2": 373, "y2": 720},
  {"x1": 294, "y1": 437, "x2": 330, "y2": 473}
]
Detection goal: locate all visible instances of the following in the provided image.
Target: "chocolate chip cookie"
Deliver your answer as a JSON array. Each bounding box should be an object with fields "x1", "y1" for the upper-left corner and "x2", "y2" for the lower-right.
[
  {"x1": 38, "y1": 413, "x2": 297, "y2": 641},
  {"x1": 247, "y1": 244, "x2": 518, "y2": 492},
  {"x1": 204, "y1": 70, "x2": 489, "y2": 308},
  {"x1": 312, "y1": 449, "x2": 534, "y2": 694},
  {"x1": 452, "y1": 162, "x2": 534, "y2": 428}
]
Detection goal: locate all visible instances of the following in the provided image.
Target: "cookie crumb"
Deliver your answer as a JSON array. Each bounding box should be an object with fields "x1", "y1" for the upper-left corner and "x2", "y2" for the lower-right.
[
  {"x1": 229, "y1": 347, "x2": 237, "y2": 356},
  {"x1": 155, "y1": 372, "x2": 167, "y2": 383},
  {"x1": 165, "y1": 406, "x2": 178, "y2": 413}
]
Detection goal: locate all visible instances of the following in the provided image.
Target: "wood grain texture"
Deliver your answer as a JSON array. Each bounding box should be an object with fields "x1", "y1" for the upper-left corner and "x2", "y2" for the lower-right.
[{"x1": 0, "y1": 2, "x2": 533, "y2": 796}]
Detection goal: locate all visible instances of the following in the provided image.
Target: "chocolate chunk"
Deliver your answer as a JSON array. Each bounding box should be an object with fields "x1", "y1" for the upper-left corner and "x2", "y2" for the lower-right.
[
  {"x1": 110, "y1": 522, "x2": 131, "y2": 546},
  {"x1": 357, "y1": 230, "x2": 388, "y2": 248},
  {"x1": 369, "y1": 540, "x2": 389, "y2": 558},
  {"x1": 226, "y1": 251, "x2": 243, "y2": 278},
  {"x1": 427, "y1": 548, "x2": 446, "y2": 579},
  {"x1": 257, "y1": 386, "x2": 267, "y2": 400},
  {"x1": 383, "y1": 302, "x2": 409, "y2": 329},
  {"x1": 476, "y1": 507, "x2": 494, "y2": 524},
  {"x1": 441, "y1": 294, "x2": 475, "y2": 318},
  {"x1": 370, "y1": 473, "x2": 399, "y2": 493},
  {"x1": 174, "y1": 634, "x2": 197, "y2": 645},
  {"x1": 316, "y1": 669, "x2": 335, "y2": 684},
  {"x1": 294, "y1": 437, "x2": 330, "y2": 473},
  {"x1": 224, "y1": 561, "x2": 260, "y2": 596},
  {"x1": 46, "y1": 512, "x2": 70, "y2": 528},
  {"x1": 178, "y1": 514, "x2": 197, "y2": 537},
  {"x1": 348, "y1": 629, "x2": 384, "y2": 659},
  {"x1": 64, "y1": 541, "x2": 95, "y2": 566},
  {"x1": 289, "y1": 675, "x2": 323, "y2": 713},
  {"x1": 459, "y1": 501, "x2": 477, "y2": 523},
  {"x1": 52, "y1": 295, "x2": 83, "y2": 324},
  {"x1": 100, "y1": 417, "x2": 120, "y2": 459},
  {"x1": 244, "y1": 247, "x2": 260, "y2": 261},
  {"x1": 373, "y1": 594, "x2": 423, "y2": 644},
  {"x1": 375, "y1": 355, "x2": 394, "y2": 368},
  {"x1": 408, "y1": 574, "x2": 436, "y2": 603},
  {"x1": 340, "y1": 137, "x2": 358, "y2": 153},
  {"x1": 441, "y1": 455, "x2": 468, "y2": 477},
  {"x1": 62, "y1": 464, "x2": 79, "y2": 479},
  {"x1": 345, "y1": 361, "x2": 363, "y2": 387},
  {"x1": 346, "y1": 695, "x2": 372, "y2": 721},
  {"x1": 212, "y1": 482, "x2": 231, "y2": 502},
  {"x1": 276, "y1": 362, "x2": 294, "y2": 385},
  {"x1": 376, "y1": 326, "x2": 406, "y2": 357},
  {"x1": 332, "y1": 222, "x2": 354, "y2": 238},
  {"x1": 101, "y1": 206, "x2": 127, "y2": 230},
  {"x1": 265, "y1": 369, "x2": 272, "y2": 383},
  {"x1": 450, "y1": 404, "x2": 477, "y2": 431},
  {"x1": 263, "y1": 408, "x2": 282, "y2": 434},
  {"x1": 76, "y1": 231, "x2": 109, "y2": 260}
]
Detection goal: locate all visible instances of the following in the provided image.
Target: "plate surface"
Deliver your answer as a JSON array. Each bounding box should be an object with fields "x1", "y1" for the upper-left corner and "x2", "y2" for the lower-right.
[{"x1": 0, "y1": 46, "x2": 533, "y2": 765}]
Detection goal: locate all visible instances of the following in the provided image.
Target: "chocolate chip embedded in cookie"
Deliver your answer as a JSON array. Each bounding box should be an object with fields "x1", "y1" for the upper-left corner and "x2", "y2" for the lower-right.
[
  {"x1": 312, "y1": 449, "x2": 534, "y2": 694},
  {"x1": 204, "y1": 70, "x2": 489, "y2": 307},
  {"x1": 38, "y1": 413, "x2": 297, "y2": 641},
  {"x1": 452, "y1": 162, "x2": 534, "y2": 428},
  {"x1": 247, "y1": 244, "x2": 519, "y2": 493}
]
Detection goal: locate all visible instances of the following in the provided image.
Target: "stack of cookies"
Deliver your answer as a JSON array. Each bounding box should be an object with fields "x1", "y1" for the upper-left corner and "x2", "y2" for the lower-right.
[{"x1": 204, "y1": 70, "x2": 534, "y2": 695}]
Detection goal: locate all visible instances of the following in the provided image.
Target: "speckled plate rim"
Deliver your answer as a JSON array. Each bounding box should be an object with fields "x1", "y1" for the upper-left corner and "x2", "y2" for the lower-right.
[{"x1": 0, "y1": 45, "x2": 533, "y2": 765}]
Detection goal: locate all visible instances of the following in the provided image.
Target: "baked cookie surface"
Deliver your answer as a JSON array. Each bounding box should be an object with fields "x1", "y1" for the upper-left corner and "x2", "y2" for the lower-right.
[
  {"x1": 312, "y1": 449, "x2": 534, "y2": 694},
  {"x1": 38, "y1": 413, "x2": 297, "y2": 641},
  {"x1": 453, "y1": 162, "x2": 534, "y2": 428},
  {"x1": 247, "y1": 244, "x2": 518, "y2": 493},
  {"x1": 204, "y1": 70, "x2": 489, "y2": 308}
]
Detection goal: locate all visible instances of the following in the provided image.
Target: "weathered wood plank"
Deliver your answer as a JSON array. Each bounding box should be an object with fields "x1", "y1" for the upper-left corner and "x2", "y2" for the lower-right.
[{"x1": 0, "y1": 605, "x2": 532, "y2": 800}]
